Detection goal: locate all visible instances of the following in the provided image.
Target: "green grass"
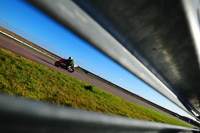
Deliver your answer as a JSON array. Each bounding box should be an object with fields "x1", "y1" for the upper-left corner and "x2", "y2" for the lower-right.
[{"x1": 0, "y1": 48, "x2": 191, "y2": 128}]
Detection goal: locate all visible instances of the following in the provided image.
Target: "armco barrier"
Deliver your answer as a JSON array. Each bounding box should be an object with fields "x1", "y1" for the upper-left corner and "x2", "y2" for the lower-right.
[
  {"x1": 0, "y1": 94, "x2": 199, "y2": 133},
  {"x1": 0, "y1": 0, "x2": 199, "y2": 132}
]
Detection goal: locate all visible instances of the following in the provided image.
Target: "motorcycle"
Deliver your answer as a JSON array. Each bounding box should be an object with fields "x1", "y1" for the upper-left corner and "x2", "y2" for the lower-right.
[{"x1": 55, "y1": 58, "x2": 75, "y2": 73}]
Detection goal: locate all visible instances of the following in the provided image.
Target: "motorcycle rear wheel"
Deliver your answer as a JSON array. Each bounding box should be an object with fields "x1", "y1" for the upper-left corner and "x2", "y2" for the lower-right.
[{"x1": 55, "y1": 61, "x2": 60, "y2": 67}]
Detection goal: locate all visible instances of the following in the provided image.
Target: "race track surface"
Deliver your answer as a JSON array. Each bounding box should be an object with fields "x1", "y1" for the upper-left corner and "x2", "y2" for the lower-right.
[{"x1": 0, "y1": 35, "x2": 193, "y2": 127}]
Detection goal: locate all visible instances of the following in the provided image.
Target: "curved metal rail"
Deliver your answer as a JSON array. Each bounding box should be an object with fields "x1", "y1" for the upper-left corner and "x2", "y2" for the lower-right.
[
  {"x1": 1, "y1": 0, "x2": 199, "y2": 132},
  {"x1": 28, "y1": 0, "x2": 200, "y2": 118},
  {"x1": 0, "y1": 94, "x2": 198, "y2": 132}
]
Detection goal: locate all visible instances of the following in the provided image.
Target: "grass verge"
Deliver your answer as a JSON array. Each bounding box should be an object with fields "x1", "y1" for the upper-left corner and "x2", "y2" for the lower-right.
[{"x1": 0, "y1": 48, "x2": 191, "y2": 128}]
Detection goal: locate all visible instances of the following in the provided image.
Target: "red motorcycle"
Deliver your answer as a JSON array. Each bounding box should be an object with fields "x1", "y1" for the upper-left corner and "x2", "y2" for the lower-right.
[{"x1": 55, "y1": 58, "x2": 75, "y2": 73}]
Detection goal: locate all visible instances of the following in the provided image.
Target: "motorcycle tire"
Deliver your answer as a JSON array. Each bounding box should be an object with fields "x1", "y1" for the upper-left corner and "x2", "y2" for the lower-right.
[
  {"x1": 68, "y1": 67, "x2": 74, "y2": 73},
  {"x1": 55, "y1": 61, "x2": 60, "y2": 67}
]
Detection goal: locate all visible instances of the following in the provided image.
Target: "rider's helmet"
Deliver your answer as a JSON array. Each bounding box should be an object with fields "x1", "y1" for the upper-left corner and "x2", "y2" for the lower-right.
[{"x1": 68, "y1": 57, "x2": 73, "y2": 60}]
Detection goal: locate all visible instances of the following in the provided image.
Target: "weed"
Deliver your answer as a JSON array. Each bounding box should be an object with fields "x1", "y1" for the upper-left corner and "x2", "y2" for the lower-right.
[{"x1": 84, "y1": 85, "x2": 95, "y2": 93}]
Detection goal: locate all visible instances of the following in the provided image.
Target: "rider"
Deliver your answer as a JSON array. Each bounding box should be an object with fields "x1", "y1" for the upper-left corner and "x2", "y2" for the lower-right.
[{"x1": 66, "y1": 57, "x2": 74, "y2": 68}]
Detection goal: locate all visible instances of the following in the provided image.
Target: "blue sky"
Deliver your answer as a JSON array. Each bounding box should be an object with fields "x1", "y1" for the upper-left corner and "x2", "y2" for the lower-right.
[{"x1": 0, "y1": 0, "x2": 195, "y2": 119}]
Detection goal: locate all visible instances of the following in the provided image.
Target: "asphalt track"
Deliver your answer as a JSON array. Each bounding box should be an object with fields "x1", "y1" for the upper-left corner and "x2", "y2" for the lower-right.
[{"x1": 0, "y1": 35, "x2": 194, "y2": 127}]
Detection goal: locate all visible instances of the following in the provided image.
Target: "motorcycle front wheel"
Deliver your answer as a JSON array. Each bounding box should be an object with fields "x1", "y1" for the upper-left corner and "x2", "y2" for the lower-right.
[{"x1": 67, "y1": 67, "x2": 74, "y2": 73}]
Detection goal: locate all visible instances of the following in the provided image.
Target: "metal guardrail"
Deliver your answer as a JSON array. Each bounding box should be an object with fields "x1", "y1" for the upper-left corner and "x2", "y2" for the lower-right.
[
  {"x1": 0, "y1": 94, "x2": 199, "y2": 133},
  {"x1": 0, "y1": 0, "x2": 198, "y2": 132},
  {"x1": 27, "y1": 0, "x2": 192, "y2": 117}
]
